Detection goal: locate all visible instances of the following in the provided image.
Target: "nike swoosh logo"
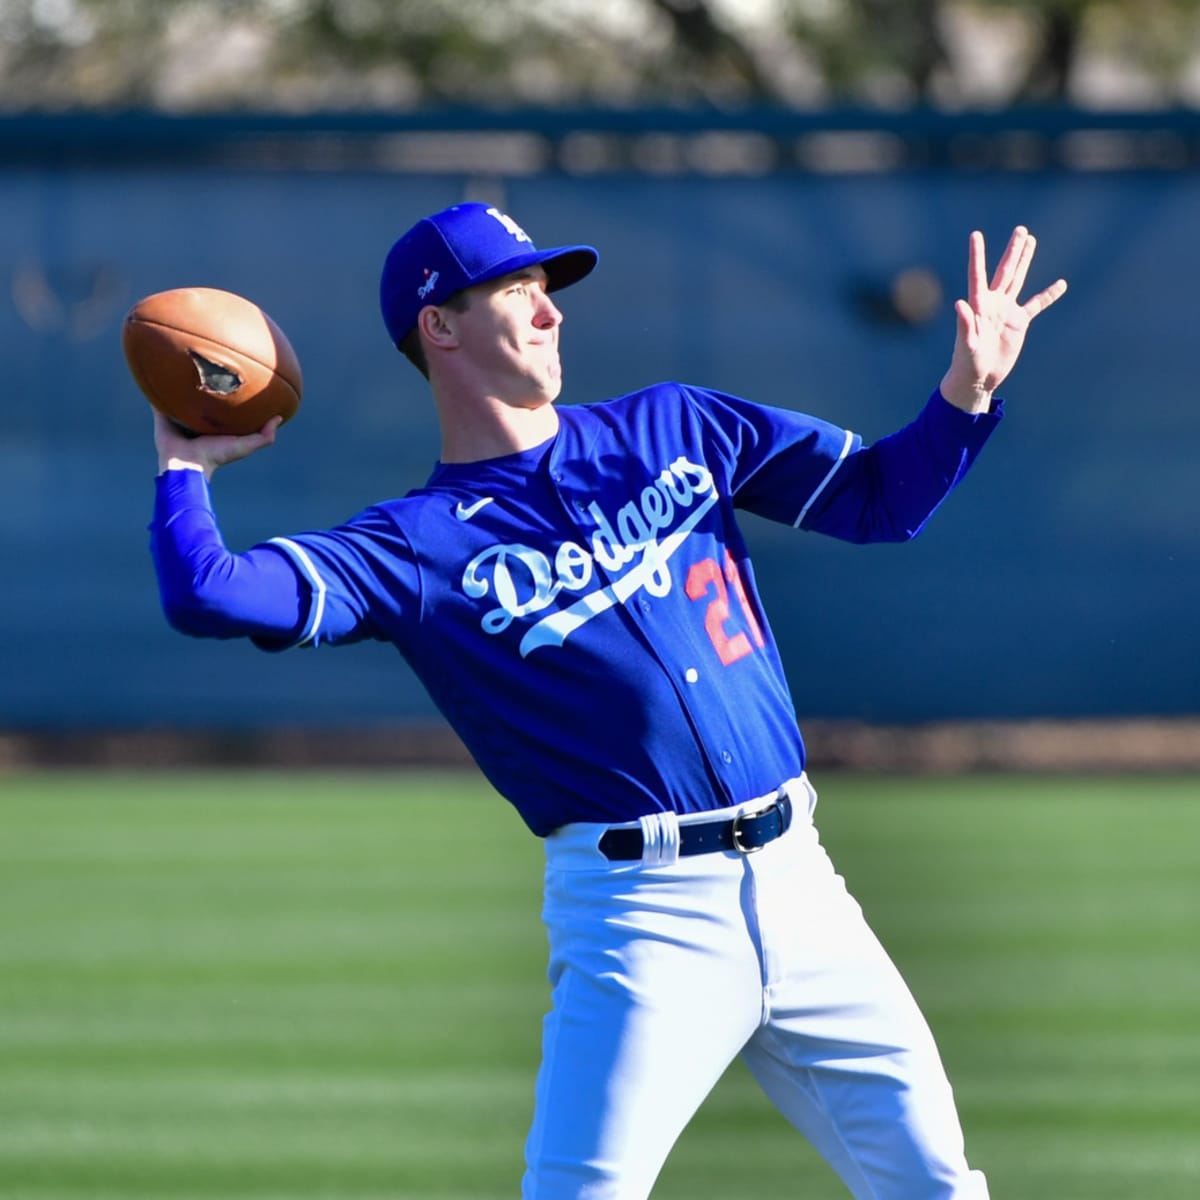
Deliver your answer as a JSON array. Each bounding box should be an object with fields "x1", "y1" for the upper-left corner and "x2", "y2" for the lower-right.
[{"x1": 455, "y1": 497, "x2": 494, "y2": 521}]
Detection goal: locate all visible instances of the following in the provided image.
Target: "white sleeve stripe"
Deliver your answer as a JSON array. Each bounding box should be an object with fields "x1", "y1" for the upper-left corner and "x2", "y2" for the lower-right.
[
  {"x1": 268, "y1": 537, "x2": 327, "y2": 647},
  {"x1": 793, "y1": 428, "x2": 855, "y2": 529}
]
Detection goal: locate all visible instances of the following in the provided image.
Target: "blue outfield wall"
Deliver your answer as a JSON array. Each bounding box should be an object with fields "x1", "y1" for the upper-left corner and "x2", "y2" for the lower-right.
[{"x1": 1, "y1": 110, "x2": 1197, "y2": 728}]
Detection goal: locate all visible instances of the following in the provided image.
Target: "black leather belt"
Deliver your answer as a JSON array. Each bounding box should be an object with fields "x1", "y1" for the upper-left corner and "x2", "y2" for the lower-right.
[{"x1": 598, "y1": 789, "x2": 793, "y2": 861}]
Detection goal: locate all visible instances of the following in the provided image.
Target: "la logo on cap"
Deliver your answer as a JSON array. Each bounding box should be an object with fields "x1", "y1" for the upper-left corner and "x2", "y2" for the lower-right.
[{"x1": 487, "y1": 207, "x2": 532, "y2": 244}]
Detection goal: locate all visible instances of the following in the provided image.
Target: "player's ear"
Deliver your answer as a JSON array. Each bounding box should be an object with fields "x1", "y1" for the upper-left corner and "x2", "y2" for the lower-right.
[{"x1": 418, "y1": 304, "x2": 459, "y2": 352}]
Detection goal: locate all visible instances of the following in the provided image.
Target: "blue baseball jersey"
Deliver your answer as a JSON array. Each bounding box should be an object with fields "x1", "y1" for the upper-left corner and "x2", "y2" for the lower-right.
[{"x1": 152, "y1": 382, "x2": 1001, "y2": 835}]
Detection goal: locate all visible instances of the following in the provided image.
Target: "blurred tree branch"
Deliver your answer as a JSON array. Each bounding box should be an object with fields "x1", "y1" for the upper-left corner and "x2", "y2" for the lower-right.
[{"x1": 1, "y1": 0, "x2": 1199, "y2": 111}]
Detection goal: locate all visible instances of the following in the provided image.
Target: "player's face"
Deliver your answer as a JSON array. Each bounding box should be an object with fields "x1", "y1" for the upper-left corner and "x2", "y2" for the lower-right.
[{"x1": 449, "y1": 266, "x2": 564, "y2": 408}]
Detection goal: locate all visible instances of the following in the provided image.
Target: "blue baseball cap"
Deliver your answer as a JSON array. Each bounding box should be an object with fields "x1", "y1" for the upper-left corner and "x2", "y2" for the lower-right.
[{"x1": 380, "y1": 202, "x2": 598, "y2": 346}]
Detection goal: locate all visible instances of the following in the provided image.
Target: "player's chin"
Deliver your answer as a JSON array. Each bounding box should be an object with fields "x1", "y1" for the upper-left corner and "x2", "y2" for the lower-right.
[
  {"x1": 530, "y1": 364, "x2": 563, "y2": 405},
  {"x1": 508, "y1": 380, "x2": 560, "y2": 412}
]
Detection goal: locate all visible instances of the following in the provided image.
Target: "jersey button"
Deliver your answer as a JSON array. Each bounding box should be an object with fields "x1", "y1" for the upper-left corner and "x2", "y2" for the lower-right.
[{"x1": 721, "y1": 750, "x2": 733, "y2": 764}]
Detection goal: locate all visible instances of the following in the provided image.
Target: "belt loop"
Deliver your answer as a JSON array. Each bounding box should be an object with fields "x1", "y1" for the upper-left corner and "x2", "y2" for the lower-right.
[
  {"x1": 790, "y1": 773, "x2": 817, "y2": 820},
  {"x1": 637, "y1": 811, "x2": 681, "y2": 866}
]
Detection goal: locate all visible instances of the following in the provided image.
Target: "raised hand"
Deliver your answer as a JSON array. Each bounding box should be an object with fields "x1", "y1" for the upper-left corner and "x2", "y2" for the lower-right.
[
  {"x1": 153, "y1": 410, "x2": 283, "y2": 481},
  {"x1": 940, "y1": 226, "x2": 1068, "y2": 414}
]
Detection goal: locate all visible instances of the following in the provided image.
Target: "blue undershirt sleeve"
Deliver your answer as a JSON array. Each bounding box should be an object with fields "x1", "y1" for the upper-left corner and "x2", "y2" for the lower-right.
[
  {"x1": 149, "y1": 469, "x2": 310, "y2": 644},
  {"x1": 799, "y1": 389, "x2": 1004, "y2": 543}
]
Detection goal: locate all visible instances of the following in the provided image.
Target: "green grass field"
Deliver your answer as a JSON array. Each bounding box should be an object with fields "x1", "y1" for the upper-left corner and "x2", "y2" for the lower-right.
[{"x1": 1, "y1": 769, "x2": 1197, "y2": 1199}]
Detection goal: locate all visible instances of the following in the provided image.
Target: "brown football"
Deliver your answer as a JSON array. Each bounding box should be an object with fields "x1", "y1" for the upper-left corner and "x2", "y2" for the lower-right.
[{"x1": 122, "y1": 287, "x2": 302, "y2": 436}]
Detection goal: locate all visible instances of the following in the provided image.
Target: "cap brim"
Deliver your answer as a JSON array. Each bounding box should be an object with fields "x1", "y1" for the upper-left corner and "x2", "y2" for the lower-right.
[
  {"x1": 470, "y1": 245, "x2": 598, "y2": 297},
  {"x1": 541, "y1": 246, "x2": 598, "y2": 294}
]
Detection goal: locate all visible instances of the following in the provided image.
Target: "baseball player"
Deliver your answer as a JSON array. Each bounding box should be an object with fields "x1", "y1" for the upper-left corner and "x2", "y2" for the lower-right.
[{"x1": 149, "y1": 201, "x2": 1066, "y2": 1199}]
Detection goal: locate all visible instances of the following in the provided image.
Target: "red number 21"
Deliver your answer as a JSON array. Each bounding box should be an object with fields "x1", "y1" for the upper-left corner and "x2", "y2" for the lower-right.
[{"x1": 685, "y1": 551, "x2": 766, "y2": 665}]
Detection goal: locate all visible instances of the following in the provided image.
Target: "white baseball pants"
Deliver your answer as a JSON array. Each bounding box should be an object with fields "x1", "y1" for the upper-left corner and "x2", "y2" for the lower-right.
[{"x1": 522, "y1": 775, "x2": 988, "y2": 1200}]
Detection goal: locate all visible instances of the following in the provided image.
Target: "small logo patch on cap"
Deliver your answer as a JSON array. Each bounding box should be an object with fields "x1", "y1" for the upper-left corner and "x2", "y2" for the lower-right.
[{"x1": 417, "y1": 269, "x2": 439, "y2": 299}]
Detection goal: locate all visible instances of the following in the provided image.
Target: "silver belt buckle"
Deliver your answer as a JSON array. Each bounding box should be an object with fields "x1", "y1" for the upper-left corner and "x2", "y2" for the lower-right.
[
  {"x1": 730, "y1": 804, "x2": 768, "y2": 854},
  {"x1": 730, "y1": 787, "x2": 787, "y2": 855}
]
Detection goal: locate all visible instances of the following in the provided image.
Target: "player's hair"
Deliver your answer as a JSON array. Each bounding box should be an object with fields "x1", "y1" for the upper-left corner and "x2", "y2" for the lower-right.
[{"x1": 399, "y1": 290, "x2": 473, "y2": 379}]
